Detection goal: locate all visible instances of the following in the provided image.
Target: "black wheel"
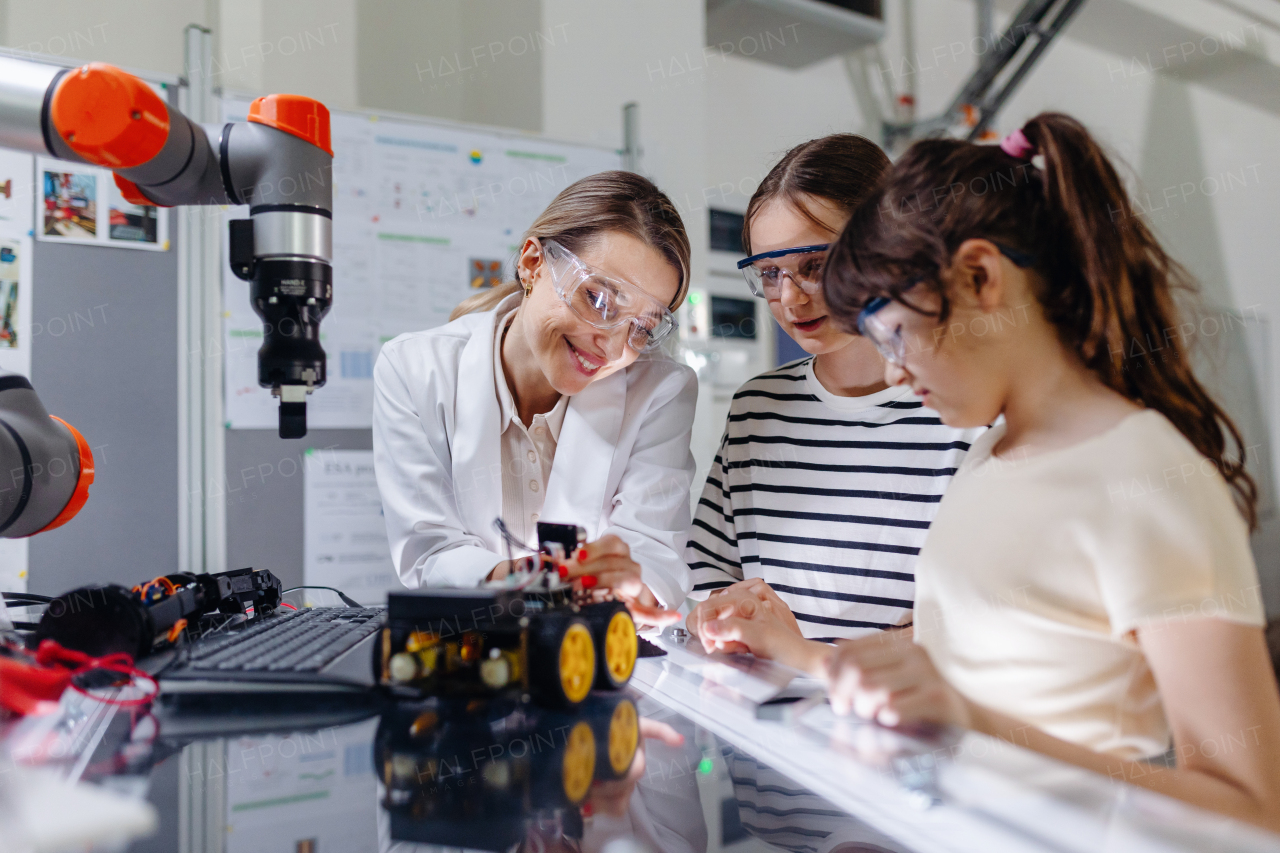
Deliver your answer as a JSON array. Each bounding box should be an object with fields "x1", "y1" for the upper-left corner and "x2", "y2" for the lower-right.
[
  {"x1": 582, "y1": 601, "x2": 637, "y2": 690},
  {"x1": 527, "y1": 612, "x2": 596, "y2": 707}
]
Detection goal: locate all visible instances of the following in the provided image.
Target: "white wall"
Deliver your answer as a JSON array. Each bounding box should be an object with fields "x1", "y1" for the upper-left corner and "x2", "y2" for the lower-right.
[
  {"x1": 354, "y1": 0, "x2": 543, "y2": 130},
  {"x1": 2, "y1": 0, "x2": 210, "y2": 75},
  {"x1": 216, "y1": 0, "x2": 357, "y2": 110}
]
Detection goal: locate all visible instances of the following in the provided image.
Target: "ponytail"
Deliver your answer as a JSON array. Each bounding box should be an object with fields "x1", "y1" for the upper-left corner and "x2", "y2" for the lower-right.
[{"x1": 824, "y1": 112, "x2": 1258, "y2": 527}]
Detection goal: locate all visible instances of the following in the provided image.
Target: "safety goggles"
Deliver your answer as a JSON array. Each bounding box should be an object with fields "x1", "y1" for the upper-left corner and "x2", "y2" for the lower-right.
[
  {"x1": 856, "y1": 243, "x2": 1037, "y2": 366},
  {"x1": 541, "y1": 239, "x2": 677, "y2": 353},
  {"x1": 736, "y1": 244, "x2": 830, "y2": 299}
]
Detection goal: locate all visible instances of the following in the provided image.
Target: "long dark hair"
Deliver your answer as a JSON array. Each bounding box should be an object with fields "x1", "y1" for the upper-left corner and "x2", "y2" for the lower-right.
[
  {"x1": 823, "y1": 112, "x2": 1258, "y2": 527},
  {"x1": 743, "y1": 134, "x2": 890, "y2": 254}
]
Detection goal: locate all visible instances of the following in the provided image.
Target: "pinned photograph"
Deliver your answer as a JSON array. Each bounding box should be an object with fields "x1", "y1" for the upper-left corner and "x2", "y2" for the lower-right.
[
  {"x1": 109, "y1": 187, "x2": 158, "y2": 243},
  {"x1": 106, "y1": 178, "x2": 168, "y2": 250},
  {"x1": 41, "y1": 168, "x2": 97, "y2": 240},
  {"x1": 0, "y1": 279, "x2": 16, "y2": 349},
  {"x1": 468, "y1": 257, "x2": 504, "y2": 289},
  {"x1": 0, "y1": 236, "x2": 29, "y2": 374}
]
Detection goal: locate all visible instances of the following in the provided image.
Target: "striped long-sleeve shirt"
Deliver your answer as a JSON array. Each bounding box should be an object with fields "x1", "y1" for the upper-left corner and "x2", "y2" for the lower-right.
[{"x1": 685, "y1": 357, "x2": 983, "y2": 641}]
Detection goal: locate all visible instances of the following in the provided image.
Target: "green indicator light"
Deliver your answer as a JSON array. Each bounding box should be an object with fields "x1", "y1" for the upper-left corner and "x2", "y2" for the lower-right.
[
  {"x1": 688, "y1": 292, "x2": 702, "y2": 305},
  {"x1": 697, "y1": 758, "x2": 713, "y2": 775}
]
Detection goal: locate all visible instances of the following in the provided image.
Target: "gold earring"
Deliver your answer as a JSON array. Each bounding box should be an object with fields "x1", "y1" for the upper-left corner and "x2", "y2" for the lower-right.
[{"x1": 521, "y1": 275, "x2": 532, "y2": 297}]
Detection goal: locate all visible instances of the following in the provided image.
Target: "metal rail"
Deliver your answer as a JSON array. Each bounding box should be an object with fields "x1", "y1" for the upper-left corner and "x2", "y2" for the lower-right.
[{"x1": 882, "y1": 0, "x2": 1089, "y2": 148}]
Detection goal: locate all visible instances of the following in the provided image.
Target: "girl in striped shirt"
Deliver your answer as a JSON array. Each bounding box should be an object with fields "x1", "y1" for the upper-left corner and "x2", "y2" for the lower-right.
[{"x1": 684, "y1": 135, "x2": 983, "y2": 669}]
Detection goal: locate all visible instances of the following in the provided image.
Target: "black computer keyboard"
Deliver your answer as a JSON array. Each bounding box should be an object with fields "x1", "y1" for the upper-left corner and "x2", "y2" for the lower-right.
[{"x1": 180, "y1": 606, "x2": 384, "y2": 674}]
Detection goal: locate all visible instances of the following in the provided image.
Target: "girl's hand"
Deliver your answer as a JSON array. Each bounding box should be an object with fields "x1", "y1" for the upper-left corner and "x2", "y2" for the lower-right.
[
  {"x1": 698, "y1": 592, "x2": 830, "y2": 673},
  {"x1": 688, "y1": 579, "x2": 803, "y2": 649},
  {"x1": 823, "y1": 629, "x2": 972, "y2": 728},
  {"x1": 562, "y1": 534, "x2": 681, "y2": 628}
]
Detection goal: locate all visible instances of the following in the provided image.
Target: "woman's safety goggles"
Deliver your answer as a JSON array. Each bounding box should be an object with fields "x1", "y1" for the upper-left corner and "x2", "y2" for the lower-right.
[
  {"x1": 736, "y1": 244, "x2": 830, "y2": 299},
  {"x1": 541, "y1": 239, "x2": 677, "y2": 353}
]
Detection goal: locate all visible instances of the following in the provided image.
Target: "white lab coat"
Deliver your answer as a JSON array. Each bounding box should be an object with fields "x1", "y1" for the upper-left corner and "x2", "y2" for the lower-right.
[{"x1": 372, "y1": 295, "x2": 697, "y2": 607}]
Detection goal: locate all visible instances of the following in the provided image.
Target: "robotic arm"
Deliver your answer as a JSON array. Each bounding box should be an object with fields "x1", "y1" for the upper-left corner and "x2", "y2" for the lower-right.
[
  {"x1": 0, "y1": 56, "x2": 333, "y2": 439},
  {"x1": 0, "y1": 57, "x2": 334, "y2": 538},
  {"x1": 0, "y1": 371, "x2": 91, "y2": 537}
]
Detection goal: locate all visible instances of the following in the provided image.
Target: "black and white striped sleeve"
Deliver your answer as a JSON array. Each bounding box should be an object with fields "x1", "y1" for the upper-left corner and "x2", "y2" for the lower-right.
[{"x1": 685, "y1": 430, "x2": 743, "y2": 599}]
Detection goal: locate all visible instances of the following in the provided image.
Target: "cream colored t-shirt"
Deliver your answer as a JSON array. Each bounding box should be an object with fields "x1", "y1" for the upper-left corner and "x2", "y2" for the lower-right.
[{"x1": 914, "y1": 410, "x2": 1264, "y2": 759}]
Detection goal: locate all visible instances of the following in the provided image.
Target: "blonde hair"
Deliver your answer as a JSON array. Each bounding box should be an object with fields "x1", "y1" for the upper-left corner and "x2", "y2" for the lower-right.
[{"x1": 450, "y1": 171, "x2": 690, "y2": 321}]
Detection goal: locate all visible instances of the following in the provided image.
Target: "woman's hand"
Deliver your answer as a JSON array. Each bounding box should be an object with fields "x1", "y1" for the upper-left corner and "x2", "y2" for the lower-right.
[
  {"x1": 823, "y1": 629, "x2": 972, "y2": 728},
  {"x1": 562, "y1": 534, "x2": 681, "y2": 628}
]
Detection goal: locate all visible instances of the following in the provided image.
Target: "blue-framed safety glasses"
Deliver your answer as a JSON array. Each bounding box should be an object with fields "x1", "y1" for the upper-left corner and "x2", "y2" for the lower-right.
[
  {"x1": 856, "y1": 243, "x2": 1036, "y2": 366},
  {"x1": 736, "y1": 244, "x2": 830, "y2": 299}
]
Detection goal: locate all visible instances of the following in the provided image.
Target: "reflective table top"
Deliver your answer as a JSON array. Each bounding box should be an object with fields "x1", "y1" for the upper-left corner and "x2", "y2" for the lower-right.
[{"x1": 4, "y1": 631, "x2": 1279, "y2": 853}]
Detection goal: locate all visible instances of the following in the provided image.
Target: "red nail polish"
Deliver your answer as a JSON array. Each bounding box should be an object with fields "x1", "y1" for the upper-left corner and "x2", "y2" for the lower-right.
[
  {"x1": 581, "y1": 575, "x2": 598, "y2": 589},
  {"x1": 558, "y1": 565, "x2": 569, "y2": 579},
  {"x1": 576, "y1": 548, "x2": 588, "y2": 562}
]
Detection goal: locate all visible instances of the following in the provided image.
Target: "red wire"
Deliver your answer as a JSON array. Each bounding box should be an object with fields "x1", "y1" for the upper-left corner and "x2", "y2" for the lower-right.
[
  {"x1": 34, "y1": 640, "x2": 159, "y2": 708},
  {"x1": 279, "y1": 601, "x2": 297, "y2": 610}
]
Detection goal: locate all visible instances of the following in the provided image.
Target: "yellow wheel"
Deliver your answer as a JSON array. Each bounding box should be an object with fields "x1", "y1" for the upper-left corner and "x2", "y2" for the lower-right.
[
  {"x1": 558, "y1": 621, "x2": 595, "y2": 704},
  {"x1": 561, "y1": 720, "x2": 596, "y2": 803},
  {"x1": 607, "y1": 699, "x2": 639, "y2": 776},
  {"x1": 603, "y1": 610, "x2": 638, "y2": 685}
]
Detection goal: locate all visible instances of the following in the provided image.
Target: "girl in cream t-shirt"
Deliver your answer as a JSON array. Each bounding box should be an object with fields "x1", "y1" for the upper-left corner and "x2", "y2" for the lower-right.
[{"x1": 912, "y1": 409, "x2": 1263, "y2": 759}]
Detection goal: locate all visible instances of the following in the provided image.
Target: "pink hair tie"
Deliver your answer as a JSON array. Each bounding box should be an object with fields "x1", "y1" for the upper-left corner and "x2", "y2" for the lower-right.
[{"x1": 999, "y1": 128, "x2": 1035, "y2": 160}]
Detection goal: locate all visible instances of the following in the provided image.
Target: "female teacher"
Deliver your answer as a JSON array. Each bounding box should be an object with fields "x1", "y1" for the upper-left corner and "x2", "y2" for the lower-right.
[{"x1": 373, "y1": 171, "x2": 695, "y2": 626}]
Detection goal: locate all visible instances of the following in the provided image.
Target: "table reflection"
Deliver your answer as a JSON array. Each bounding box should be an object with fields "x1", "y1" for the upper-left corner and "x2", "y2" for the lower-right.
[{"x1": 104, "y1": 689, "x2": 922, "y2": 853}]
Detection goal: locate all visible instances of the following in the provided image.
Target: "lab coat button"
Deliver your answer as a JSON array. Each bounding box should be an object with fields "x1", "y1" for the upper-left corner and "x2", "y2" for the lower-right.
[
  {"x1": 527, "y1": 450, "x2": 536, "y2": 462},
  {"x1": 529, "y1": 480, "x2": 539, "y2": 492}
]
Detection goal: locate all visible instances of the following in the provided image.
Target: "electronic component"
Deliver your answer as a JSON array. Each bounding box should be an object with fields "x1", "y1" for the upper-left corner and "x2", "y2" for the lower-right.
[
  {"x1": 31, "y1": 567, "x2": 283, "y2": 660},
  {"x1": 379, "y1": 520, "x2": 639, "y2": 707},
  {"x1": 535, "y1": 521, "x2": 587, "y2": 564}
]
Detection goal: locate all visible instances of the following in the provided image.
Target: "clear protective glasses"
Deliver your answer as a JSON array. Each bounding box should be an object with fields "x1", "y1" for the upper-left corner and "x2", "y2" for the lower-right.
[
  {"x1": 736, "y1": 244, "x2": 830, "y2": 299},
  {"x1": 856, "y1": 297, "x2": 907, "y2": 366},
  {"x1": 856, "y1": 243, "x2": 1037, "y2": 367},
  {"x1": 541, "y1": 239, "x2": 677, "y2": 353}
]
